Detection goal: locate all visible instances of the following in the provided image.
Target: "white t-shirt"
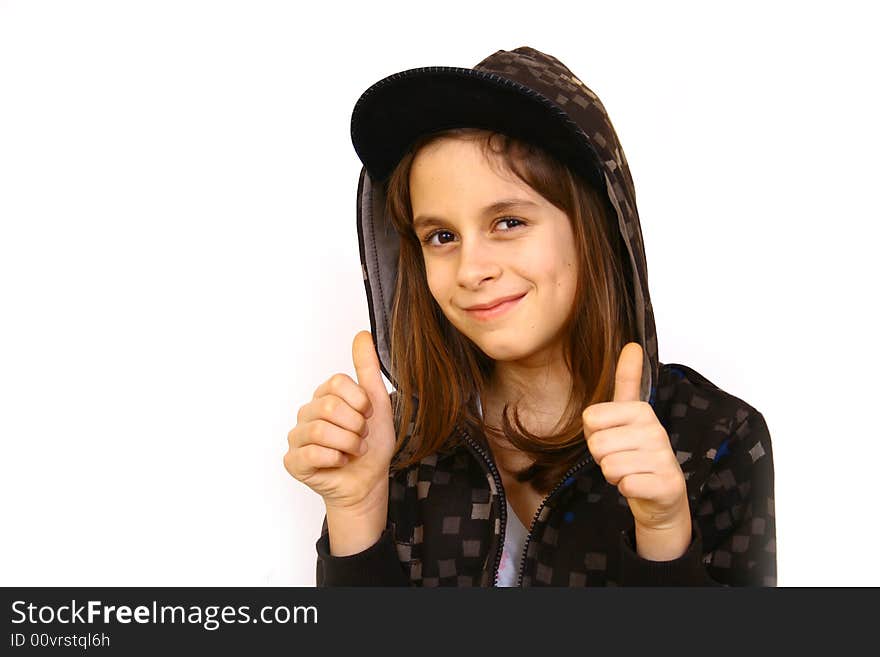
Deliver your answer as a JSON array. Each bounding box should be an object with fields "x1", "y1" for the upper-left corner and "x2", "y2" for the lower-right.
[
  {"x1": 477, "y1": 395, "x2": 530, "y2": 587},
  {"x1": 497, "y1": 499, "x2": 529, "y2": 586}
]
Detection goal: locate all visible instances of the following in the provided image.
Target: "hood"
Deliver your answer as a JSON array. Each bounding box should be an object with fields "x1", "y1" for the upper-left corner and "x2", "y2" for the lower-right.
[{"x1": 352, "y1": 46, "x2": 657, "y2": 404}]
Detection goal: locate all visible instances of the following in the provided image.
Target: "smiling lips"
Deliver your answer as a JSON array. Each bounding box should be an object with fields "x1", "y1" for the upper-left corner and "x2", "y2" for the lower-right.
[{"x1": 464, "y1": 292, "x2": 527, "y2": 321}]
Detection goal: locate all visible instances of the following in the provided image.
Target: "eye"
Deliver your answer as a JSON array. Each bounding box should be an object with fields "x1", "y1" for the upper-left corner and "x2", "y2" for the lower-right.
[
  {"x1": 421, "y1": 216, "x2": 526, "y2": 248},
  {"x1": 496, "y1": 217, "x2": 525, "y2": 232},
  {"x1": 422, "y1": 229, "x2": 455, "y2": 247}
]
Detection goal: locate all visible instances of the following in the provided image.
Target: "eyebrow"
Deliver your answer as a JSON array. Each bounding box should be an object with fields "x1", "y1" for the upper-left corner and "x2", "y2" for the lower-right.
[{"x1": 412, "y1": 198, "x2": 540, "y2": 232}]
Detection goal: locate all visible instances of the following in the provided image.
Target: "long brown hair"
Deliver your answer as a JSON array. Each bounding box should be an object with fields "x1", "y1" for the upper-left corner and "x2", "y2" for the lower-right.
[{"x1": 384, "y1": 127, "x2": 637, "y2": 494}]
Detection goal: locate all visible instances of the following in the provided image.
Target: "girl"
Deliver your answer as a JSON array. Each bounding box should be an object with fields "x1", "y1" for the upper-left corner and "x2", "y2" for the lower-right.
[{"x1": 284, "y1": 46, "x2": 776, "y2": 586}]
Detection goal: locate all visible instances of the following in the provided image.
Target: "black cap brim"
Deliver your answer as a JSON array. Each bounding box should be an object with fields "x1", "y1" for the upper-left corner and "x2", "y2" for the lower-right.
[{"x1": 350, "y1": 66, "x2": 604, "y2": 188}]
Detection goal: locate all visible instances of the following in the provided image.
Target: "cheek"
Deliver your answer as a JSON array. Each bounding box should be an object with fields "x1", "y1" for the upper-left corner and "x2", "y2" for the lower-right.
[
  {"x1": 530, "y1": 251, "x2": 573, "y2": 289},
  {"x1": 560, "y1": 259, "x2": 578, "y2": 291},
  {"x1": 558, "y1": 261, "x2": 578, "y2": 306},
  {"x1": 424, "y1": 265, "x2": 446, "y2": 303},
  {"x1": 552, "y1": 236, "x2": 579, "y2": 293},
  {"x1": 533, "y1": 254, "x2": 577, "y2": 307}
]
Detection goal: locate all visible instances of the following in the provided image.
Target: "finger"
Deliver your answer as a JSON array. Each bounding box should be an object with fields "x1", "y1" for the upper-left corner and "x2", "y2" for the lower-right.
[
  {"x1": 312, "y1": 372, "x2": 373, "y2": 420},
  {"x1": 585, "y1": 424, "x2": 645, "y2": 463},
  {"x1": 596, "y1": 450, "x2": 657, "y2": 486},
  {"x1": 295, "y1": 419, "x2": 368, "y2": 457},
  {"x1": 299, "y1": 392, "x2": 369, "y2": 438},
  {"x1": 582, "y1": 400, "x2": 644, "y2": 434},
  {"x1": 295, "y1": 444, "x2": 351, "y2": 475},
  {"x1": 617, "y1": 473, "x2": 665, "y2": 501},
  {"x1": 613, "y1": 342, "x2": 644, "y2": 403},
  {"x1": 352, "y1": 331, "x2": 387, "y2": 410}
]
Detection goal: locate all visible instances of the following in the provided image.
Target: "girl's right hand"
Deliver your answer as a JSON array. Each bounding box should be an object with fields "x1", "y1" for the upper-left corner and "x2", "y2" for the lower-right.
[{"x1": 283, "y1": 331, "x2": 397, "y2": 513}]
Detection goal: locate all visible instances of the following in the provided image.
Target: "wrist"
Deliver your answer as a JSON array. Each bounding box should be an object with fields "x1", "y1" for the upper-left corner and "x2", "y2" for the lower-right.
[
  {"x1": 634, "y1": 511, "x2": 692, "y2": 562},
  {"x1": 325, "y1": 487, "x2": 389, "y2": 557},
  {"x1": 325, "y1": 483, "x2": 389, "y2": 517}
]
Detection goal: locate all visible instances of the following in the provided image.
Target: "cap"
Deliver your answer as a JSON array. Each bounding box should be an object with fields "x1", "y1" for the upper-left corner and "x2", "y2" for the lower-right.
[{"x1": 350, "y1": 47, "x2": 606, "y2": 188}]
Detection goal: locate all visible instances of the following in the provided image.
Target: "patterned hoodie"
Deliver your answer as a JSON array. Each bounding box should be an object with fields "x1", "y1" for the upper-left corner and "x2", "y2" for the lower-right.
[{"x1": 314, "y1": 47, "x2": 776, "y2": 586}]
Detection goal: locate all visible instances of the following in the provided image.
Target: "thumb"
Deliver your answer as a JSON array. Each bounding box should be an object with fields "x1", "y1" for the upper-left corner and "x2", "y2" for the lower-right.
[
  {"x1": 613, "y1": 342, "x2": 644, "y2": 403},
  {"x1": 352, "y1": 330, "x2": 390, "y2": 411}
]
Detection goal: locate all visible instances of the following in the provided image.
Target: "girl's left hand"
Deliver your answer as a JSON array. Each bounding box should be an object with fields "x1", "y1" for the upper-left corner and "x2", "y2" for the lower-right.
[{"x1": 582, "y1": 343, "x2": 691, "y2": 534}]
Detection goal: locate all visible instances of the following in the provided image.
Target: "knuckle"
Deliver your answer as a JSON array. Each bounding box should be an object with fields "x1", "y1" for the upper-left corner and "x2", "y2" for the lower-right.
[
  {"x1": 321, "y1": 396, "x2": 338, "y2": 416},
  {"x1": 329, "y1": 373, "x2": 348, "y2": 392},
  {"x1": 297, "y1": 444, "x2": 314, "y2": 467},
  {"x1": 601, "y1": 453, "x2": 618, "y2": 475},
  {"x1": 583, "y1": 407, "x2": 601, "y2": 430},
  {"x1": 283, "y1": 451, "x2": 299, "y2": 479},
  {"x1": 306, "y1": 443, "x2": 323, "y2": 464},
  {"x1": 317, "y1": 446, "x2": 333, "y2": 466},
  {"x1": 307, "y1": 421, "x2": 325, "y2": 442},
  {"x1": 586, "y1": 432, "x2": 600, "y2": 453}
]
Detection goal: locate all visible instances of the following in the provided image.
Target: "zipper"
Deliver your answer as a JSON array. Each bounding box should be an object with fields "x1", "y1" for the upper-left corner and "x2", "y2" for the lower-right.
[
  {"x1": 515, "y1": 455, "x2": 593, "y2": 587},
  {"x1": 459, "y1": 428, "x2": 507, "y2": 586},
  {"x1": 460, "y1": 426, "x2": 596, "y2": 587}
]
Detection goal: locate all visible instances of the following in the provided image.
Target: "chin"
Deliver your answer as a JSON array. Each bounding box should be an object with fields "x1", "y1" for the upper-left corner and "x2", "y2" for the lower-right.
[{"x1": 471, "y1": 336, "x2": 534, "y2": 363}]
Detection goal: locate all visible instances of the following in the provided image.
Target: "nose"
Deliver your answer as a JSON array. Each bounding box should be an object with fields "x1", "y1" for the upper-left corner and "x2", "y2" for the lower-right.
[{"x1": 456, "y1": 234, "x2": 502, "y2": 289}]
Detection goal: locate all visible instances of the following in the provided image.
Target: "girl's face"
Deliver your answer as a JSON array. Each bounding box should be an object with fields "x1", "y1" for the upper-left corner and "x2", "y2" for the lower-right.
[{"x1": 409, "y1": 136, "x2": 578, "y2": 366}]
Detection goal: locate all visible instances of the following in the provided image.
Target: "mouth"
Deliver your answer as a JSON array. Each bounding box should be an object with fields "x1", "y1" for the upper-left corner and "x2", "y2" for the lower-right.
[{"x1": 464, "y1": 292, "x2": 527, "y2": 321}]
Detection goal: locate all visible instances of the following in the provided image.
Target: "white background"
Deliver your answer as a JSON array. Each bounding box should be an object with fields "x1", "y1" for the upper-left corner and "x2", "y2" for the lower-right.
[{"x1": 1, "y1": 0, "x2": 877, "y2": 587}]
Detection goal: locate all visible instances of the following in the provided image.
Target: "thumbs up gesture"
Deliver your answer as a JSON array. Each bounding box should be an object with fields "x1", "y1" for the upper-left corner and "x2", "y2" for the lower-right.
[
  {"x1": 582, "y1": 343, "x2": 692, "y2": 560},
  {"x1": 349, "y1": 330, "x2": 398, "y2": 478},
  {"x1": 284, "y1": 330, "x2": 397, "y2": 514}
]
